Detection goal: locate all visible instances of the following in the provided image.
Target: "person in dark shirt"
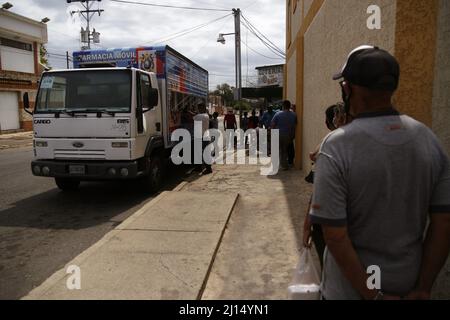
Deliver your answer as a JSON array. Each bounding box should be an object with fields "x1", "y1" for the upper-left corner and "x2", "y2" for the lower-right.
[{"x1": 248, "y1": 109, "x2": 259, "y2": 129}]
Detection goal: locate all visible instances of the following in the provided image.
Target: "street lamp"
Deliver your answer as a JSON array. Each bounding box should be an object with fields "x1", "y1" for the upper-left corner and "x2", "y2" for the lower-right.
[
  {"x1": 217, "y1": 8, "x2": 242, "y2": 119},
  {"x1": 1, "y1": 2, "x2": 13, "y2": 9}
]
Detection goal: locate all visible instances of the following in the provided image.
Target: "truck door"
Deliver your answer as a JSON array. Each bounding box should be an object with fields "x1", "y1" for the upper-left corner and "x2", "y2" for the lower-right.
[
  {"x1": 135, "y1": 71, "x2": 160, "y2": 159},
  {"x1": 137, "y1": 72, "x2": 151, "y2": 134}
]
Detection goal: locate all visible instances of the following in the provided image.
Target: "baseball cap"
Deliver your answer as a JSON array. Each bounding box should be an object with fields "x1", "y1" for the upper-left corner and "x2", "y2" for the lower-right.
[{"x1": 333, "y1": 45, "x2": 400, "y2": 91}]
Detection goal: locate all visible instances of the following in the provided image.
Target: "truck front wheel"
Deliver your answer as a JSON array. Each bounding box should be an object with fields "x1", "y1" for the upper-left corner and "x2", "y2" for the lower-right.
[
  {"x1": 55, "y1": 178, "x2": 80, "y2": 191},
  {"x1": 142, "y1": 155, "x2": 163, "y2": 193}
]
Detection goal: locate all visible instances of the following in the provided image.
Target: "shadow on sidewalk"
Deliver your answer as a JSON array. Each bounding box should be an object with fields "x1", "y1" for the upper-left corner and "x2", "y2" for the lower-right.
[
  {"x1": 0, "y1": 163, "x2": 200, "y2": 300},
  {"x1": 267, "y1": 169, "x2": 312, "y2": 251}
]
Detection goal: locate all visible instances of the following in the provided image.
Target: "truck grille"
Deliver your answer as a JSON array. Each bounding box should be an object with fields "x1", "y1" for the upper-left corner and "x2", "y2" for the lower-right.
[{"x1": 54, "y1": 149, "x2": 106, "y2": 160}]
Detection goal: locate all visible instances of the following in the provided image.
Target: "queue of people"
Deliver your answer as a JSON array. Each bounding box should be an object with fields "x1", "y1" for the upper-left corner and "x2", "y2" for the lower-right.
[
  {"x1": 303, "y1": 45, "x2": 450, "y2": 300},
  {"x1": 179, "y1": 45, "x2": 450, "y2": 301}
]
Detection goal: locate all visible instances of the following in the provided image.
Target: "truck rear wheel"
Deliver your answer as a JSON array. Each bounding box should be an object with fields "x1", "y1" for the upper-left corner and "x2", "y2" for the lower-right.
[{"x1": 55, "y1": 178, "x2": 80, "y2": 191}]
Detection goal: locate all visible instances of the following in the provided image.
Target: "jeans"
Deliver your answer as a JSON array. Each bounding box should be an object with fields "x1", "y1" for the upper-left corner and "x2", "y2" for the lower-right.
[{"x1": 279, "y1": 134, "x2": 293, "y2": 169}]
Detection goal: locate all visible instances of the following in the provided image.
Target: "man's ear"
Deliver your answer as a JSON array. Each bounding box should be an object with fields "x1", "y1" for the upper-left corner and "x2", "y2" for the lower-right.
[{"x1": 343, "y1": 81, "x2": 352, "y2": 96}]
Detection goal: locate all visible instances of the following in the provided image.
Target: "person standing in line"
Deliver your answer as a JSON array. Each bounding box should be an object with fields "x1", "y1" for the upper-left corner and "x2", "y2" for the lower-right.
[
  {"x1": 210, "y1": 112, "x2": 219, "y2": 130},
  {"x1": 224, "y1": 108, "x2": 237, "y2": 150},
  {"x1": 271, "y1": 100, "x2": 297, "y2": 171},
  {"x1": 261, "y1": 106, "x2": 278, "y2": 155},
  {"x1": 310, "y1": 45, "x2": 450, "y2": 300},
  {"x1": 288, "y1": 104, "x2": 297, "y2": 166},
  {"x1": 248, "y1": 109, "x2": 260, "y2": 129},
  {"x1": 261, "y1": 106, "x2": 277, "y2": 129},
  {"x1": 303, "y1": 103, "x2": 348, "y2": 268},
  {"x1": 241, "y1": 111, "x2": 249, "y2": 131},
  {"x1": 193, "y1": 103, "x2": 212, "y2": 175}
]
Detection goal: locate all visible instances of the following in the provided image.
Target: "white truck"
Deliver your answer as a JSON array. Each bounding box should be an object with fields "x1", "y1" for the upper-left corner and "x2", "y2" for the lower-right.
[{"x1": 24, "y1": 46, "x2": 209, "y2": 192}]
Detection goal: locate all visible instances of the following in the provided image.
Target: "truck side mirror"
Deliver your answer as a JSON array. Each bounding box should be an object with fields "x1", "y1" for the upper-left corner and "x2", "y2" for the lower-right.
[
  {"x1": 23, "y1": 92, "x2": 33, "y2": 115},
  {"x1": 148, "y1": 88, "x2": 159, "y2": 108}
]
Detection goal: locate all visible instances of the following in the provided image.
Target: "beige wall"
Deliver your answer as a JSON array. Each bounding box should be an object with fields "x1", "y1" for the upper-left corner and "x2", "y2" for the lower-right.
[
  {"x1": 302, "y1": 0, "x2": 397, "y2": 171},
  {"x1": 432, "y1": 0, "x2": 450, "y2": 155},
  {"x1": 286, "y1": 0, "x2": 447, "y2": 170},
  {"x1": 291, "y1": 1, "x2": 303, "y2": 42}
]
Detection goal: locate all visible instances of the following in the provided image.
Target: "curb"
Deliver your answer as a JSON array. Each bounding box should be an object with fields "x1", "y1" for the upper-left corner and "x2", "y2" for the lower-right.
[{"x1": 197, "y1": 193, "x2": 239, "y2": 300}]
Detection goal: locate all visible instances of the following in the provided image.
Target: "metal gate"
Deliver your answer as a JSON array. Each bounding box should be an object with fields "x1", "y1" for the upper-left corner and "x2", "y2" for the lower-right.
[{"x1": 0, "y1": 91, "x2": 20, "y2": 131}]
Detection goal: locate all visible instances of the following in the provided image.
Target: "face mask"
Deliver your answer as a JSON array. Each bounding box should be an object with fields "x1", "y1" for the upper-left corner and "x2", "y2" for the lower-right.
[{"x1": 340, "y1": 82, "x2": 352, "y2": 115}]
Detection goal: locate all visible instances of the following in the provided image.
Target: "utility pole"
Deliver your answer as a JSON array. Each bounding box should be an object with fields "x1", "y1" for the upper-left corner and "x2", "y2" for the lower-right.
[
  {"x1": 233, "y1": 8, "x2": 242, "y2": 119},
  {"x1": 66, "y1": 51, "x2": 70, "y2": 69},
  {"x1": 217, "y1": 8, "x2": 242, "y2": 118},
  {"x1": 67, "y1": 0, "x2": 103, "y2": 50}
]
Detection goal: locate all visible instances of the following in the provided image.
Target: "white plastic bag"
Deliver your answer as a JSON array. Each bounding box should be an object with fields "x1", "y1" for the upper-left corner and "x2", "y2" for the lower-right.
[{"x1": 287, "y1": 247, "x2": 321, "y2": 300}]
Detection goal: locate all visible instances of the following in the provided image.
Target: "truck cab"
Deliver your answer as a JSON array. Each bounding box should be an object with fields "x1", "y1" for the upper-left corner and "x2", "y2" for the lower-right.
[{"x1": 25, "y1": 67, "x2": 165, "y2": 192}]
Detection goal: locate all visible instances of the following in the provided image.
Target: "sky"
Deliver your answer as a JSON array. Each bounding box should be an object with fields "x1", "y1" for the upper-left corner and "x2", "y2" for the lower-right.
[{"x1": 9, "y1": 0, "x2": 286, "y2": 91}]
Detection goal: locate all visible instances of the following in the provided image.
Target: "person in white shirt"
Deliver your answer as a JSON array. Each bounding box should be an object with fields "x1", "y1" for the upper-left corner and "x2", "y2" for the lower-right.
[{"x1": 193, "y1": 103, "x2": 212, "y2": 174}]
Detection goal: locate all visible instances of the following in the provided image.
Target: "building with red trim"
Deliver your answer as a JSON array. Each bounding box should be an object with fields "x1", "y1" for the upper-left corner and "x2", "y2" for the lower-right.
[{"x1": 0, "y1": 7, "x2": 48, "y2": 133}]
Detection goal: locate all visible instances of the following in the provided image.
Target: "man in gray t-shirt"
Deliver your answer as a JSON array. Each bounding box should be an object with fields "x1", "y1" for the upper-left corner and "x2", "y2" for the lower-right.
[{"x1": 310, "y1": 45, "x2": 450, "y2": 300}]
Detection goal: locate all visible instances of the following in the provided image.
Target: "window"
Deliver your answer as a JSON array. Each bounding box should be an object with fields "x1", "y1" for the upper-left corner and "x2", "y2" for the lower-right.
[
  {"x1": 139, "y1": 73, "x2": 151, "y2": 108},
  {"x1": 0, "y1": 37, "x2": 32, "y2": 51},
  {"x1": 36, "y1": 70, "x2": 131, "y2": 112}
]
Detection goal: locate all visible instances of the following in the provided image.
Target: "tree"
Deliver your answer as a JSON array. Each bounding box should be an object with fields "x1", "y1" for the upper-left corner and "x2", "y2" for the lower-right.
[
  {"x1": 213, "y1": 83, "x2": 234, "y2": 107},
  {"x1": 233, "y1": 100, "x2": 251, "y2": 112},
  {"x1": 39, "y1": 44, "x2": 50, "y2": 68}
]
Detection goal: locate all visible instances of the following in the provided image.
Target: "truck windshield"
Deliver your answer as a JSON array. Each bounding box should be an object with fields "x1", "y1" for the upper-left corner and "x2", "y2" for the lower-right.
[{"x1": 35, "y1": 70, "x2": 131, "y2": 113}]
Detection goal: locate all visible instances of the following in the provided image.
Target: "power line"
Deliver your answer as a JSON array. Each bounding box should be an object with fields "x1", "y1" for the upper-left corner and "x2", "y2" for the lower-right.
[
  {"x1": 109, "y1": 0, "x2": 230, "y2": 12},
  {"x1": 240, "y1": 14, "x2": 285, "y2": 59},
  {"x1": 144, "y1": 13, "x2": 232, "y2": 45},
  {"x1": 210, "y1": 74, "x2": 258, "y2": 78},
  {"x1": 47, "y1": 51, "x2": 70, "y2": 58},
  {"x1": 246, "y1": 27, "x2": 249, "y2": 86},
  {"x1": 241, "y1": 13, "x2": 285, "y2": 56},
  {"x1": 241, "y1": 20, "x2": 285, "y2": 59},
  {"x1": 242, "y1": 37, "x2": 283, "y2": 60}
]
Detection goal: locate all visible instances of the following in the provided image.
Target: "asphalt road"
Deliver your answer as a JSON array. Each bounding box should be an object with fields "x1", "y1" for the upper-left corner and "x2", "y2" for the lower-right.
[{"x1": 0, "y1": 146, "x2": 195, "y2": 299}]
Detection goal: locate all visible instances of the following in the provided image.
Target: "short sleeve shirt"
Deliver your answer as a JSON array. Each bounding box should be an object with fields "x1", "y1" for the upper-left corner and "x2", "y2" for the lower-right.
[
  {"x1": 309, "y1": 110, "x2": 450, "y2": 299},
  {"x1": 193, "y1": 113, "x2": 210, "y2": 138},
  {"x1": 271, "y1": 111, "x2": 297, "y2": 137}
]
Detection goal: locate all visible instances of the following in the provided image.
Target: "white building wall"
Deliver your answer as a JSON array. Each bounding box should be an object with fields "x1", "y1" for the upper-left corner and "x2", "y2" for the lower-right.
[{"x1": 0, "y1": 12, "x2": 47, "y2": 42}]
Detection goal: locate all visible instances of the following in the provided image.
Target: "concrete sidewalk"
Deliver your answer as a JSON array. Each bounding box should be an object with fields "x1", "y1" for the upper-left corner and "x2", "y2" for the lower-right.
[
  {"x1": 22, "y1": 161, "x2": 312, "y2": 300},
  {"x1": 22, "y1": 159, "x2": 449, "y2": 299},
  {"x1": 0, "y1": 131, "x2": 33, "y2": 150},
  {"x1": 182, "y1": 164, "x2": 314, "y2": 300},
  {"x1": 24, "y1": 190, "x2": 238, "y2": 299}
]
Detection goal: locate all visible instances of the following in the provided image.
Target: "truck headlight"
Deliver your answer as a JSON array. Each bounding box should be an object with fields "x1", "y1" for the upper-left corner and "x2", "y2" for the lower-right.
[
  {"x1": 33, "y1": 165, "x2": 41, "y2": 175},
  {"x1": 42, "y1": 166, "x2": 50, "y2": 176},
  {"x1": 120, "y1": 168, "x2": 129, "y2": 177},
  {"x1": 35, "y1": 141, "x2": 48, "y2": 147},
  {"x1": 112, "y1": 142, "x2": 129, "y2": 148}
]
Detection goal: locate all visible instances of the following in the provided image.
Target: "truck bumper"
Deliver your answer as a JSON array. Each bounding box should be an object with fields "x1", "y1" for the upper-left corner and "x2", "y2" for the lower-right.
[{"x1": 31, "y1": 160, "x2": 142, "y2": 180}]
